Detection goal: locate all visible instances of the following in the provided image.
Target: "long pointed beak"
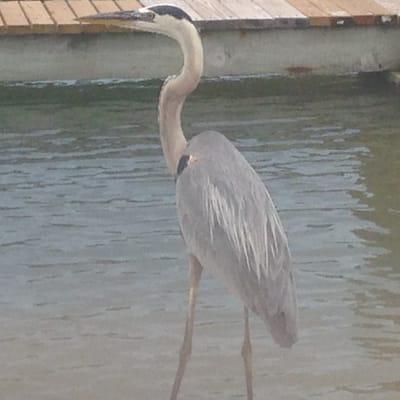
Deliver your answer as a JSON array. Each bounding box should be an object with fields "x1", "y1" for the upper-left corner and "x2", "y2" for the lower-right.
[{"x1": 77, "y1": 9, "x2": 152, "y2": 25}]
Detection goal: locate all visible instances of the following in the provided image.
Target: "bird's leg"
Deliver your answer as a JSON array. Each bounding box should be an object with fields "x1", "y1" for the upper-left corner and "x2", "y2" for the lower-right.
[
  {"x1": 170, "y1": 255, "x2": 203, "y2": 400},
  {"x1": 241, "y1": 307, "x2": 253, "y2": 400}
]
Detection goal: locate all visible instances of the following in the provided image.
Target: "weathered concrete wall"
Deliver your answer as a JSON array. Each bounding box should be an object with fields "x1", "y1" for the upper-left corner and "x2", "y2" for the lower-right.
[{"x1": 0, "y1": 27, "x2": 400, "y2": 82}]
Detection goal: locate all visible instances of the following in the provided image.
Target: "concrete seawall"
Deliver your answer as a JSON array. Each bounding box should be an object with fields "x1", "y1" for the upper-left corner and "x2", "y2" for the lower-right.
[{"x1": 1, "y1": 26, "x2": 400, "y2": 82}]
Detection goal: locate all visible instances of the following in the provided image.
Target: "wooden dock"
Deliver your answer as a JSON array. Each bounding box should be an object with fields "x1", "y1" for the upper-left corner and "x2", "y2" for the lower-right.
[
  {"x1": 0, "y1": 0, "x2": 400, "y2": 81},
  {"x1": 0, "y1": 0, "x2": 399, "y2": 34}
]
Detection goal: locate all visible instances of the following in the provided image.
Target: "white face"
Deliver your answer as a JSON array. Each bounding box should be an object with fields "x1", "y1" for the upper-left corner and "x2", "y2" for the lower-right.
[{"x1": 130, "y1": 7, "x2": 190, "y2": 38}]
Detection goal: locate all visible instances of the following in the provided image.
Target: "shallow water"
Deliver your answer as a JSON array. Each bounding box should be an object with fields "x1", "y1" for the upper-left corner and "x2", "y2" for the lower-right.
[{"x1": 0, "y1": 76, "x2": 399, "y2": 400}]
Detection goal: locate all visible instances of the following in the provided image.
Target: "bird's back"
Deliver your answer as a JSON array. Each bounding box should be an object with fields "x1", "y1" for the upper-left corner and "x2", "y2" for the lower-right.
[{"x1": 176, "y1": 131, "x2": 298, "y2": 347}]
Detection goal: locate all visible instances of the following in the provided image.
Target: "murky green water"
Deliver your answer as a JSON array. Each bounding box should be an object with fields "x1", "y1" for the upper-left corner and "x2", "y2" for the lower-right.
[{"x1": 1, "y1": 76, "x2": 399, "y2": 399}]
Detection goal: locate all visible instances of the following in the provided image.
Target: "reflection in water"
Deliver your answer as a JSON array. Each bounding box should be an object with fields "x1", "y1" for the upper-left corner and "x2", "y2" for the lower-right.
[{"x1": 0, "y1": 76, "x2": 399, "y2": 399}]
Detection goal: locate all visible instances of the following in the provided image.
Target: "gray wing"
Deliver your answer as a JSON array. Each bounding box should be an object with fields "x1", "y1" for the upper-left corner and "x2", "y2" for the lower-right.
[{"x1": 176, "y1": 131, "x2": 298, "y2": 347}]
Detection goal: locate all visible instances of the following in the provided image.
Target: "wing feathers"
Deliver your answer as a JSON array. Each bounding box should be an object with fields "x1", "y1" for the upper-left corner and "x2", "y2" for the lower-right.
[{"x1": 176, "y1": 131, "x2": 298, "y2": 347}]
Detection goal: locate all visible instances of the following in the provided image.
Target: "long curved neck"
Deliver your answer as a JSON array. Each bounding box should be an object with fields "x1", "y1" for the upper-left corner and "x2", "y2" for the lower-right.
[{"x1": 158, "y1": 22, "x2": 203, "y2": 175}]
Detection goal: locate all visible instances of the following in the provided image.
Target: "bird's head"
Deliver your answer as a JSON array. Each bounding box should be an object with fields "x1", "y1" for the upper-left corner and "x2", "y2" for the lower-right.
[{"x1": 78, "y1": 4, "x2": 194, "y2": 38}]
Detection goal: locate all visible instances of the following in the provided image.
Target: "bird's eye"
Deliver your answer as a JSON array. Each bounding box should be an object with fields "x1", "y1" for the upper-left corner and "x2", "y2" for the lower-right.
[
  {"x1": 136, "y1": 10, "x2": 156, "y2": 22},
  {"x1": 144, "y1": 11, "x2": 155, "y2": 22}
]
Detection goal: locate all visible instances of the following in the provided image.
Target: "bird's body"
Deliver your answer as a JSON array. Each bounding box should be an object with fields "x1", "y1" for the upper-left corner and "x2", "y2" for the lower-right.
[
  {"x1": 80, "y1": 5, "x2": 298, "y2": 399},
  {"x1": 176, "y1": 131, "x2": 297, "y2": 347}
]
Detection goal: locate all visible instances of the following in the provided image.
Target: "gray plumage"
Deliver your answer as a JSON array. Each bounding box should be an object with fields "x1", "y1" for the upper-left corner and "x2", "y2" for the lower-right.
[
  {"x1": 176, "y1": 131, "x2": 298, "y2": 347},
  {"x1": 80, "y1": 6, "x2": 298, "y2": 399}
]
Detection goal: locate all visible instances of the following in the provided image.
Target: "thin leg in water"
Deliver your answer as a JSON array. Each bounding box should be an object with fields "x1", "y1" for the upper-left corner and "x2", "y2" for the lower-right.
[
  {"x1": 241, "y1": 307, "x2": 253, "y2": 400},
  {"x1": 170, "y1": 255, "x2": 203, "y2": 400}
]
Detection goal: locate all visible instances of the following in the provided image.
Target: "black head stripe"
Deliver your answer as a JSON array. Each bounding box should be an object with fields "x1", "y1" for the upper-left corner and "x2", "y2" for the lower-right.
[
  {"x1": 148, "y1": 5, "x2": 193, "y2": 22},
  {"x1": 176, "y1": 155, "x2": 190, "y2": 180}
]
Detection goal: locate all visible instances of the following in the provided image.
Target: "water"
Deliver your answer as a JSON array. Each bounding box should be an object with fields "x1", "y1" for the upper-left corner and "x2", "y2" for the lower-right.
[{"x1": 0, "y1": 76, "x2": 399, "y2": 400}]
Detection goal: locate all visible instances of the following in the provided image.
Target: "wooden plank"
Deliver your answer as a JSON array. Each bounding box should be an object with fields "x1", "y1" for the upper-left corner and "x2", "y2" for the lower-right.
[
  {"x1": 254, "y1": 0, "x2": 307, "y2": 18},
  {"x1": 68, "y1": 0, "x2": 105, "y2": 33},
  {"x1": 44, "y1": 0, "x2": 81, "y2": 33},
  {"x1": 115, "y1": 0, "x2": 142, "y2": 11},
  {"x1": 20, "y1": 1, "x2": 55, "y2": 33},
  {"x1": 335, "y1": 0, "x2": 397, "y2": 25},
  {"x1": 91, "y1": 0, "x2": 126, "y2": 31},
  {"x1": 286, "y1": 0, "x2": 326, "y2": 17},
  {"x1": 0, "y1": 1, "x2": 30, "y2": 34},
  {"x1": 200, "y1": 0, "x2": 276, "y2": 29},
  {"x1": 310, "y1": 0, "x2": 350, "y2": 17},
  {"x1": 308, "y1": 0, "x2": 353, "y2": 26},
  {"x1": 206, "y1": 0, "x2": 241, "y2": 19},
  {"x1": 359, "y1": 0, "x2": 395, "y2": 15},
  {"x1": 374, "y1": 0, "x2": 400, "y2": 16},
  {"x1": 91, "y1": 0, "x2": 120, "y2": 14},
  {"x1": 223, "y1": 0, "x2": 273, "y2": 20},
  {"x1": 331, "y1": 0, "x2": 395, "y2": 25},
  {"x1": 286, "y1": 0, "x2": 330, "y2": 26},
  {"x1": 190, "y1": 0, "x2": 235, "y2": 20}
]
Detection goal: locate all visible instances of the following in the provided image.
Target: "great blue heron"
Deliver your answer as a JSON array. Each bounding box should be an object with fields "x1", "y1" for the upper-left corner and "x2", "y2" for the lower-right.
[{"x1": 80, "y1": 5, "x2": 298, "y2": 400}]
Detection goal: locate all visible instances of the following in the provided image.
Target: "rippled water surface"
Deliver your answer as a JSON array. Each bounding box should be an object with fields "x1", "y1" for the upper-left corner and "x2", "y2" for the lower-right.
[{"x1": 1, "y1": 77, "x2": 399, "y2": 399}]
